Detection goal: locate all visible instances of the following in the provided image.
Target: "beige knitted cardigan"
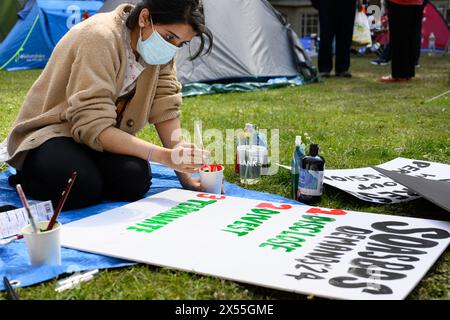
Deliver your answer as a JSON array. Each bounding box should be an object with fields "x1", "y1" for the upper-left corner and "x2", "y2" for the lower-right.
[{"x1": 6, "y1": 4, "x2": 182, "y2": 170}]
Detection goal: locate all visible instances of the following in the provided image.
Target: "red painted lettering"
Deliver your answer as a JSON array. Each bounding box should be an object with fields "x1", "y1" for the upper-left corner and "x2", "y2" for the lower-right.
[
  {"x1": 256, "y1": 203, "x2": 292, "y2": 210},
  {"x1": 307, "y1": 208, "x2": 348, "y2": 216},
  {"x1": 197, "y1": 194, "x2": 226, "y2": 200}
]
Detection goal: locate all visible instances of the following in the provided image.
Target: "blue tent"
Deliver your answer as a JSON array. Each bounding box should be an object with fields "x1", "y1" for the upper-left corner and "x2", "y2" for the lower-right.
[{"x1": 0, "y1": 0, "x2": 103, "y2": 71}]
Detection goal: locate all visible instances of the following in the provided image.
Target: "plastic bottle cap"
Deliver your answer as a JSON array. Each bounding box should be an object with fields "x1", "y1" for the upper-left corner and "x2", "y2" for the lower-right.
[
  {"x1": 310, "y1": 144, "x2": 319, "y2": 157},
  {"x1": 245, "y1": 123, "x2": 254, "y2": 131},
  {"x1": 295, "y1": 136, "x2": 302, "y2": 146}
]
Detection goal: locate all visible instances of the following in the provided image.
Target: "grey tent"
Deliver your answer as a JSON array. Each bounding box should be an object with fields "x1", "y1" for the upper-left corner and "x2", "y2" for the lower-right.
[
  {"x1": 99, "y1": 0, "x2": 316, "y2": 86},
  {"x1": 177, "y1": 0, "x2": 316, "y2": 84},
  {"x1": 98, "y1": 0, "x2": 139, "y2": 13}
]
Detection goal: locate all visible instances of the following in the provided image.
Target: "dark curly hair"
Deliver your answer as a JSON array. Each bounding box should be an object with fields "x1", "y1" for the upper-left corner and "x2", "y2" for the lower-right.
[{"x1": 126, "y1": 0, "x2": 213, "y2": 60}]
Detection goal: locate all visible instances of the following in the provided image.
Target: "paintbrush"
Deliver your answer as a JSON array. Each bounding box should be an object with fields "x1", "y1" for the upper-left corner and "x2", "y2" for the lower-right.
[
  {"x1": 46, "y1": 172, "x2": 77, "y2": 231},
  {"x1": 15, "y1": 184, "x2": 38, "y2": 233},
  {"x1": 194, "y1": 121, "x2": 210, "y2": 168}
]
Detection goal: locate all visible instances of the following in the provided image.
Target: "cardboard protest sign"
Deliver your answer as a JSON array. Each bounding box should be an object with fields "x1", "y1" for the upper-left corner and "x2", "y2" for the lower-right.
[
  {"x1": 324, "y1": 158, "x2": 450, "y2": 204},
  {"x1": 373, "y1": 167, "x2": 450, "y2": 212},
  {"x1": 61, "y1": 189, "x2": 450, "y2": 300}
]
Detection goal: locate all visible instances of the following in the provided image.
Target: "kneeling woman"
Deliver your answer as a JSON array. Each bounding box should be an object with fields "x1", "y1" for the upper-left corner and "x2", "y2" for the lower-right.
[{"x1": 5, "y1": 0, "x2": 213, "y2": 209}]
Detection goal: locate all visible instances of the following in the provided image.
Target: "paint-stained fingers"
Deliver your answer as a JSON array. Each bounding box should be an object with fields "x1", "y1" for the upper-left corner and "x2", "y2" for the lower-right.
[
  {"x1": 180, "y1": 166, "x2": 200, "y2": 174},
  {"x1": 181, "y1": 146, "x2": 210, "y2": 165}
]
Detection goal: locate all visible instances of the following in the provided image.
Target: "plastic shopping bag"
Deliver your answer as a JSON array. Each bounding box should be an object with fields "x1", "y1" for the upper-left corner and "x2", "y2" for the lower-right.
[{"x1": 352, "y1": 10, "x2": 372, "y2": 47}]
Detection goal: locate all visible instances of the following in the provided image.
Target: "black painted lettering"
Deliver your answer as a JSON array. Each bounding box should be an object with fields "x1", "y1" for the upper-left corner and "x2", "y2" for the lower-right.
[
  {"x1": 348, "y1": 267, "x2": 406, "y2": 280},
  {"x1": 351, "y1": 258, "x2": 414, "y2": 271},
  {"x1": 366, "y1": 242, "x2": 427, "y2": 255},
  {"x1": 304, "y1": 255, "x2": 340, "y2": 264},
  {"x1": 371, "y1": 221, "x2": 450, "y2": 239},
  {"x1": 323, "y1": 236, "x2": 360, "y2": 246},
  {"x1": 335, "y1": 226, "x2": 373, "y2": 235},
  {"x1": 331, "y1": 231, "x2": 366, "y2": 240},
  {"x1": 294, "y1": 263, "x2": 329, "y2": 274},
  {"x1": 309, "y1": 249, "x2": 345, "y2": 259},
  {"x1": 329, "y1": 277, "x2": 393, "y2": 295},
  {"x1": 412, "y1": 161, "x2": 430, "y2": 168},
  {"x1": 358, "y1": 251, "x2": 419, "y2": 262},
  {"x1": 370, "y1": 234, "x2": 439, "y2": 248},
  {"x1": 317, "y1": 243, "x2": 353, "y2": 252},
  {"x1": 286, "y1": 272, "x2": 324, "y2": 281}
]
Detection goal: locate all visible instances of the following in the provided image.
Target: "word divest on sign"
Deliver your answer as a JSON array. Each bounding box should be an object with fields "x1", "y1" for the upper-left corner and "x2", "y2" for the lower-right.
[
  {"x1": 324, "y1": 157, "x2": 450, "y2": 204},
  {"x1": 61, "y1": 189, "x2": 450, "y2": 300}
]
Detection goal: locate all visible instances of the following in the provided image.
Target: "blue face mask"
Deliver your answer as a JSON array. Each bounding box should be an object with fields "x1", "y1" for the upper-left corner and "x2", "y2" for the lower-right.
[{"x1": 137, "y1": 16, "x2": 178, "y2": 65}]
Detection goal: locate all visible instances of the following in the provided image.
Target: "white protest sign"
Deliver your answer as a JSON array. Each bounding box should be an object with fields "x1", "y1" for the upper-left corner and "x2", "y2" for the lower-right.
[
  {"x1": 61, "y1": 189, "x2": 450, "y2": 300},
  {"x1": 324, "y1": 157, "x2": 450, "y2": 204}
]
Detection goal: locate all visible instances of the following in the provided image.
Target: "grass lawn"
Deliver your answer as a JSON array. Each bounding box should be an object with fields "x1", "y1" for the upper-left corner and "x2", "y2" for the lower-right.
[{"x1": 0, "y1": 54, "x2": 449, "y2": 300}]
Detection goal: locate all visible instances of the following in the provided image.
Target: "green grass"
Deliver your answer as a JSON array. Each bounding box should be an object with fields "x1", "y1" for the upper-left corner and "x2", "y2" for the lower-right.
[{"x1": 1, "y1": 54, "x2": 449, "y2": 300}]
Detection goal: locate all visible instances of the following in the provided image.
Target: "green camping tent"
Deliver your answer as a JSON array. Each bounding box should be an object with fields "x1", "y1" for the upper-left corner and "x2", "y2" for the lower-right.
[{"x1": 0, "y1": 0, "x2": 24, "y2": 43}]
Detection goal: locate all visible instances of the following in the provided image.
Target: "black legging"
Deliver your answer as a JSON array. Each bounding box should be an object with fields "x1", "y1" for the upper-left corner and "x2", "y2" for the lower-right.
[{"x1": 9, "y1": 137, "x2": 152, "y2": 210}]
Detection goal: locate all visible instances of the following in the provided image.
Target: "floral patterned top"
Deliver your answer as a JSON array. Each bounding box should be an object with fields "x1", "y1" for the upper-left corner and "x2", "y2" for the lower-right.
[{"x1": 118, "y1": 12, "x2": 148, "y2": 98}]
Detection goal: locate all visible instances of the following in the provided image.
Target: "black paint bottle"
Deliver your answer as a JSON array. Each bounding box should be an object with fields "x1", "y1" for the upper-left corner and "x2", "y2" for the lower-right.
[{"x1": 299, "y1": 144, "x2": 325, "y2": 204}]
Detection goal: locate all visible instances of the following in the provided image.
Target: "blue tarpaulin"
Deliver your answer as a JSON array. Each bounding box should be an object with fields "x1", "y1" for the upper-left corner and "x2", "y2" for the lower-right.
[{"x1": 0, "y1": 163, "x2": 300, "y2": 291}]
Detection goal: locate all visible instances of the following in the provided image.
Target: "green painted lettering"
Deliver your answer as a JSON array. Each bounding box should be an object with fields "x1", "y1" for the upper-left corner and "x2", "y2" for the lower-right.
[
  {"x1": 226, "y1": 224, "x2": 255, "y2": 232},
  {"x1": 136, "y1": 223, "x2": 162, "y2": 231},
  {"x1": 143, "y1": 218, "x2": 169, "y2": 226},
  {"x1": 233, "y1": 220, "x2": 260, "y2": 228},
  {"x1": 188, "y1": 199, "x2": 217, "y2": 207},
  {"x1": 127, "y1": 226, "x2": 154, "y2": 233},
  {"x1": 222, "y1": 229, "x2": 248, "y2": 237},
  {"x1": 302, "y1": 215, "x2": 336, "y2": 223},
  {"x1": 259, "y1": 242, "x2": 297, "y2": 252},
  {"x1": 282, "y1": 230, "x2": 316, "y2": 237},
  {"x1": 241, "y1": 214, "x2": 272, "y2": 224},
  {"x1": 251, "y1": 208, "x2": 280, "y2": 215},
  {"x1": 127, "y1": 197, "x2": 218, "y2": 234}
]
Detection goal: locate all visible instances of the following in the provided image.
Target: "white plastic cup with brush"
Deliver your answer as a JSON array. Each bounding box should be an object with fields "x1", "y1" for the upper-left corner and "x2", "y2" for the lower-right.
[
  {"x1": 16, "y1": 184, "x2": 61, "y2": 265},
  {"x1": 195, "y1": 121, "x2": 224, "y2": 194},
  {"x1": 22, "y1": 220, "x2": 62, "y2": 265}
]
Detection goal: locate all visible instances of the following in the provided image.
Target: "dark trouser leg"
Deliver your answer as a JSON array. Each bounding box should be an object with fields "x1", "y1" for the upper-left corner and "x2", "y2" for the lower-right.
[
  {"x1": 389, "y1": 2, "x2": 421, "y2": 78},
  {"x1": 93, "y1": 151, "x2": 152, "y2": 202},
  {"x1": 16, "y1": 137, "x2": 103, "y2": 210},
  {"x1": 415, "y1": 3, "x2": 425, "y2": 65},
  {"x1": 380, "y1": 44, "x2": 391, "y2": 61},
  {"x1": 318, "y1": 0, "x2": 336, "y2": 73},
  {"x1": 335, "y1": 0, "x2": 357, "y2": 73}
]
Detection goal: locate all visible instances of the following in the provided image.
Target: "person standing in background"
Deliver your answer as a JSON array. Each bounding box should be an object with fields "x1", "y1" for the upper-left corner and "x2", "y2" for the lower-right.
[
  {"x1": 381, "y1": 0, "x2": 424, "y2": 82},
  {"x1": 315, "y1": 0, "x2": 357, "y2": 78},
  {"x1": 372, "y1": 0, "x2": 427, "y2": 68}
]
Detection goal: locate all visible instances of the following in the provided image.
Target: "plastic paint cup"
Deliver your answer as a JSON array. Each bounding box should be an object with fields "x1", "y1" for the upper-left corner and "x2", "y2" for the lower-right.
[
  {"x1": 200, "y1": 164, "x2": 224, "y2": 194},
  {"x1": 21, "y1": 220, "x2": 61, "y2": 265}
]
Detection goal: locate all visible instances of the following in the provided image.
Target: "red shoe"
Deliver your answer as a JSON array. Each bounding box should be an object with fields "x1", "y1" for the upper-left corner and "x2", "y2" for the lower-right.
[{"x1": 380, "y1": 75, "x2": 412, "y2": 83}]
